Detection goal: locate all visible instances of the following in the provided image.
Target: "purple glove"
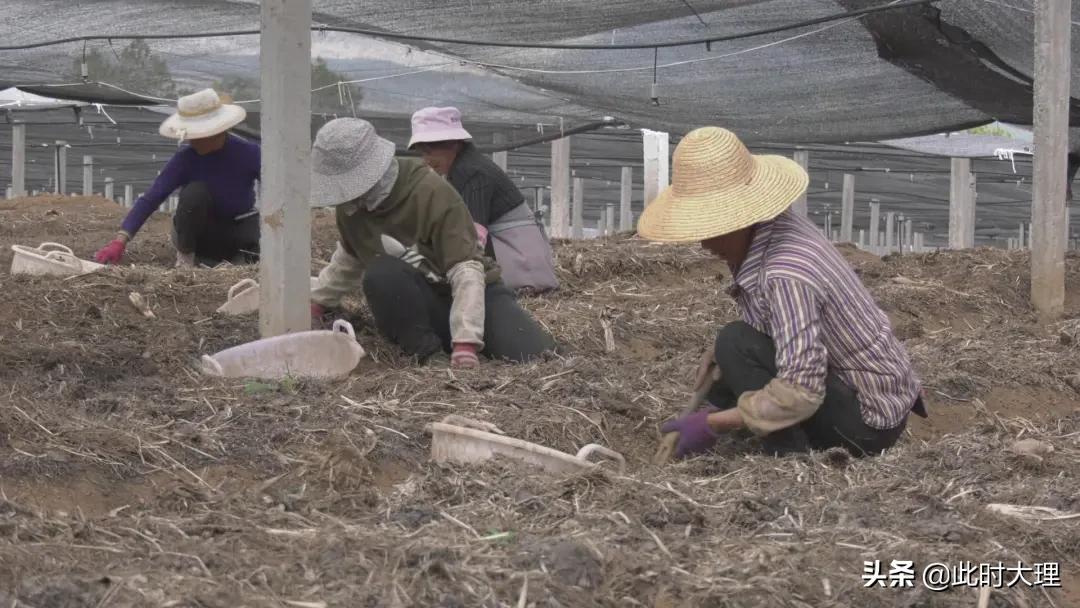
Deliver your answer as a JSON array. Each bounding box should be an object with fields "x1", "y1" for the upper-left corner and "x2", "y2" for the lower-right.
[{"x1": 660, "y1": 408, "x2": 720, "y2": 459}]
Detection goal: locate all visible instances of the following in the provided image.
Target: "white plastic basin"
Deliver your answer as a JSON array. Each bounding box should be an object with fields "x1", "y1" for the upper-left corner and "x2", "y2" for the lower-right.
[
  {"x1": 201, "y1": 319, "x2": 365, "y2": 380},
  {"x1": 216, "y1": 277, "x2": 322, "y2": 315},
  {"x1": 10, "y1": 242, "x2": 104, "y2": 277}
]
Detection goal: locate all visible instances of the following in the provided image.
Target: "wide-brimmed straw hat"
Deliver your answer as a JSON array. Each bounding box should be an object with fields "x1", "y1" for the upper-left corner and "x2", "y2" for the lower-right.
[
  {"x1": 408, "y1": 106, "x2": 473, "y2": 149},
  {"x1": 159, "y1": 89, "x2": 246, "y2": 141},
  {"x1": 637, "y1": 127, "x2": 808, "y2": 243},
  {"x1": 310, "y1": 118, "x2": 397, "y2": 208}
]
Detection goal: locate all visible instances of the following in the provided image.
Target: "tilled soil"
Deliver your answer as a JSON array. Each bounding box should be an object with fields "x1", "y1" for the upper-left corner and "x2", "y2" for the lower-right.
[{"x1": 1, "y1": 196, "x2": 1078, "y2": 607}]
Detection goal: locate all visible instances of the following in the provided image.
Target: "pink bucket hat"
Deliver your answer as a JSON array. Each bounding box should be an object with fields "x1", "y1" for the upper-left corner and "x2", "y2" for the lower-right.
[{"x1": 408, "y1": 106, "x2": 473, "y2": 149}]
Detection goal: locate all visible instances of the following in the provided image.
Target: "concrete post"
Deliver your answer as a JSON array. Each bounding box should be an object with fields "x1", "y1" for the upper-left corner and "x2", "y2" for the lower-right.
[
  {"x1": 5, "y1": 186, "x2": 12, "y2": 199},
  {"x1": 12, "y1": 124, "x2": 26, "y2": 196},
  {"x1": 104, "y1": 178, "x2": 114, "y2": 202},
  {"x1": 605, "y1": 203, "x2": 615, "y2": 235},
  {"x1": 949, "y1": 158, "x2": 975, "y2": 249},
  {"x1": 841, "y1": 174, "x2": 855, "y2": 242},
  {"x1": 550, "y1": 138, "x2": 571, "y2": 239},
  {"x1": 54, "y1": 140, "x2": 68, "y2": 194},
  {"x1": 1031, "y1": 0, "x2": 1071, "y2": 318},
  {"x1": 259, "y1": 0, "x2": 313, "y2": 336},
  {"x1": 1019, "y1": 222, "x2": 1026, "y2": 249},
  {"x1": 619, "y1": 166, "x2": 633, "y2": 231},
  {"x1": 869, "y1": 201, "x2": 881, "y2": 248},
  {"x1": 82, "y1": 155, "x2": 93, "y2": 196},
  {"x1": 124, "y1": 185, "x2": 134, "y2": 208},
  {"x1": 885, "y1": 212, "x2": 896, "y2": 253},
  {"x1": 572, "y1": 177, "x2": 584, "y2": 240},
  {"x1": 642, "y1": 129, "x2": 669, "y2": 207},
  {"x1": 492, "y1": 133, "x2": 508, "y2": 172},
  {"x1": 858, "y1": 229, "x2": 866, "y2": 247},
  {"x1": 791, "y1": 150, "x2": 809, "y2": 217}
]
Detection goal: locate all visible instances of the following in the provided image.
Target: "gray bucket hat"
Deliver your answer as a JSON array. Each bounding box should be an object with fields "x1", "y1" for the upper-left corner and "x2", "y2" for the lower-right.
[{"x1": 310, "y1": 118, "x2": 397, "y2": 208}]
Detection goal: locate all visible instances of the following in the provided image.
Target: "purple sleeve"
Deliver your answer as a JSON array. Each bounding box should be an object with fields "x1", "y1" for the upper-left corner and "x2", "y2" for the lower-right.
[{"x1": 120, "y1": 151, "x2": 190, "y2": 236}]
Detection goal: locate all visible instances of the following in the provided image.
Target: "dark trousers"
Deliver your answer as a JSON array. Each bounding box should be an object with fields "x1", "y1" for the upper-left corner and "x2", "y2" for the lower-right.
[
  {"x1": 706, "y1": 321, "x2": 908, "y2": 456},
  {"x1": 361, "y1": 255, "x2": 556, "y2": 362},
  {"x1": 170, "y1": 182, "x2": 260, "y2": 265}
]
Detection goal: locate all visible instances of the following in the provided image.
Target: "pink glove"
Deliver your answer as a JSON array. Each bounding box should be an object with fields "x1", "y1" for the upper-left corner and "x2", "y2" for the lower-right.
[
  {"x1": 311, "y1": 302, "x2": 327, "y2": 327},
  {"x1": 474, "y1": 223, "x2": 489, "y2": 247},
  {"x1": 95, "y1": 238, "x2": 126, "y2": 264},
  {"x1": 451, "y1": 343, "x2": 480, "y2": 369}
]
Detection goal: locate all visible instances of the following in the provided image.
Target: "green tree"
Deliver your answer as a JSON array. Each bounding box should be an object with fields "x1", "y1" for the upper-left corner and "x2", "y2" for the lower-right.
[
  {"x1": 72, "y1": 40, "x2": 177, "y2": 99},
  {"x1": 212, "y1": 57, "x2": 362, "y2": 113}
]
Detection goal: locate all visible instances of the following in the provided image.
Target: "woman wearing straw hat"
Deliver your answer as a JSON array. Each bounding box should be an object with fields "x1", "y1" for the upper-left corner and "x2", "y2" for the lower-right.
[
  {"x1": 94, "y1": 88, "x2": 260, "y2": 268},
  {"x1": 308, "y1": 117, "x2": 555, "y2": 368},
  {"x1": 408, "y1": 106, "x2": 558, "y2": 293},
  {"x1": 640, "y1": 127, "x2": 927, "y2": 459}
]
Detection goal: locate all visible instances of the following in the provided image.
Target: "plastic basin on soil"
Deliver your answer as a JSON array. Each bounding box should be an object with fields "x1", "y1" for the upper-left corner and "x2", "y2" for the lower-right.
[
  {"x1": 202, "y1": 319, "x2": 365, "y2": 380},
  {"x1": 217, "y1": 277, "x2": 322, "y2": 315},
  {"x1": 10, "y1": 242, "x2": 104, "y2": 277},
  {"x1": 427, "y1": 415, "x2": 626, "y2": 474}
]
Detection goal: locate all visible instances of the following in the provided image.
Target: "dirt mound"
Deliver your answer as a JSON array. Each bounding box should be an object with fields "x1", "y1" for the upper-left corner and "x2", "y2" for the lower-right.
[{"x1": 1, "y1": 197, "x2": 1078, "y2": 607}]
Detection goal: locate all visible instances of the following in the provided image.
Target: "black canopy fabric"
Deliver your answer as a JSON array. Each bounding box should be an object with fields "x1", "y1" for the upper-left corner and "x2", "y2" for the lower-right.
[{"x1": 0, "y1": 0, "x2": 1077, "y2": 143}]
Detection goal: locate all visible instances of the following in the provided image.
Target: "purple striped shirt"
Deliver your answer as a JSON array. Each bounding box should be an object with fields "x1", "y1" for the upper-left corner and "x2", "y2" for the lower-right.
[{"x1": 728, "y1": 210, "x2": 921, "y2": 429}]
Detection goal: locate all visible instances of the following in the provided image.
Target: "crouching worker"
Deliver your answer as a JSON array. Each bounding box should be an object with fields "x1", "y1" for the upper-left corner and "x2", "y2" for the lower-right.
[
  {"x1": 409, "y1": 107, "x2": 559, "y2": 293},
  {"x1": 94, "y1": 89, "x2": 260, "y2": 268},
  {"x1": 308, "y1": 118, "x2": 556, "y2": 368},
  {"x1": 640, "y1": 127, "x2": 927, "y2": 459}
]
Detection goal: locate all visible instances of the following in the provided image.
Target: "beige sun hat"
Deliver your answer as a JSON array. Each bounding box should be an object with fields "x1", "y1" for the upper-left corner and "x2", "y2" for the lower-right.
[
  {"x1": 158, "y1": 89, "x2": 246, "y2": 141},
  {"x1": 636, "y1": 127, "x2": 808, "y2": 243}
]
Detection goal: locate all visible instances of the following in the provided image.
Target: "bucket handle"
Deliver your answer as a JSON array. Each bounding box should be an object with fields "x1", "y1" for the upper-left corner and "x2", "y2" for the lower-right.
[
  {"x1": 434, "y1": 415, "x2": 506, "y2": 435},
  {"x1": 332, "y1": 319, "x2": 356, "y2": 340},
  {"x1": 227, "y1": 278, "x2": 258, "y2": 300},
  {"x1": 42, "y1": 250, "x2": 82, "y2": 268},
  {"x1": 37, "y1": 242, "x2": 74, "y2": 255},
  {"x1": 201, "y1": 355, "x2": 224, "y2": 377},
  {"x1": 576, "y1": 444, "x2": 626, "y2": 474}
]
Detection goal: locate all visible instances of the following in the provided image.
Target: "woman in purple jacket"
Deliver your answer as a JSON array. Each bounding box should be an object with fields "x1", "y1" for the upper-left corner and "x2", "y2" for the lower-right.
[{"x1": 95, "y1": 89, "x2": 261, "y2": 268}]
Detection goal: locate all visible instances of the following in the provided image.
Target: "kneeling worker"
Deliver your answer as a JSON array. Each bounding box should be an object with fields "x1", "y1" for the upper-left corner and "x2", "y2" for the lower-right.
[
  {"x1": 308, "y1": 118, "x2": 555, "y2": 368},
  {"x1": 408, "y1": 106, "x2": 558, "y2": 293},
  {"x1": 640, "y1": 127, "x2": 927, "y2": 459},
  {"x1": 95, "y1": 88, "x2": 260, "y2": 268}
]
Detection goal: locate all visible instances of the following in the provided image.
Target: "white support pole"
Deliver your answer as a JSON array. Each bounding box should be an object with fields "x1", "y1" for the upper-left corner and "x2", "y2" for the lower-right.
[
  {"x1": 5, "y1": 186, "x2": 11, "y2": 199},
  {"x1": 605, "y1": 203, "x2": 615, "y2": 235},
  {"x1": 619, "y1": 166, "x2": 633, "y2": 232},
  {"x1": 54, "y1": 140, "x2": 68, "y2": 194},
  {"x1": 642, "y1": 129, "x2": 669, "y2": 207},
  {"x1": 858, "y1": 229, "x2": 865, "y2": 247},
  {"x1": 824, "y1": 213, "x2": 833, "y2": 240},
  {"x1": 550, "y1": 137, "x2": 571, "y2": 239},
  {"x1": 572, "y1": 177, "x2": 584, "y2": 240},
  {"x1": 885, "y1": 212, "x2": 896, "y2": 253},
  {"x1": 868, "y1": 201, "x2": 881, "y2": 248},
  {"x1": 904, "y1": 219, "x2": 914, "y2": 252},
  {"x1": 598, "y1": 207, "x2": 608, "y2": 237},
  {"x1": 124, "y1": 185, "x2": 133, "y2": 208},
  {"x1": 914, "y1": 232, "x2": 924, "y2": 253},
  {"x1": 791, "y1": 150, "x2": 809, "y2": 217},
  {"x1": 840, "y1": 173, "x2": 854, "y2": 242},
  {"x1": 1019, "y1": 222, "x2": 1026, "y2": 249},
  {"x1": 492, "y1": 133, "x2": 508, "y2": 172},
  {"x1": 259, "y1": 0, "x2": 313, "y2": 337},
  {"x1": 949, "y1": 158, "x2": 975, "y2": 249},
  {"x1": 104, "y1": 178, "x2": 114, "y2": 202},
  {"x1": 12, "y1": 124, "x2": 26, "y2": 196},
  {"x1": 82, "y1": 155, "x2": 93, "y2": 196},
  {"x1": 533, "y1": 187, "x2": 543, "y2": 213}
]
